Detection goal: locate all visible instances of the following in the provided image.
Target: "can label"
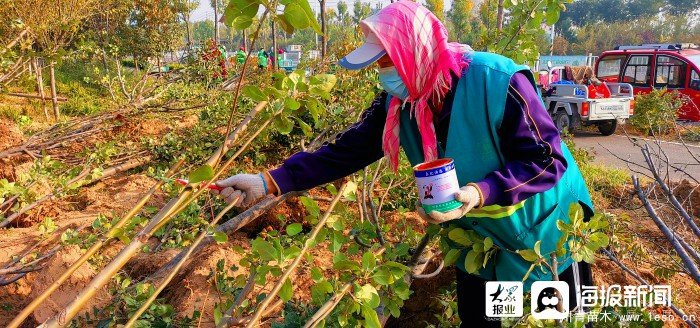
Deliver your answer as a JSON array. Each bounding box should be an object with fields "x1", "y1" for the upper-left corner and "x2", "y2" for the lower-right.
[{"x1": 413, "y1": 158, "x2": 462, "y2": 213}]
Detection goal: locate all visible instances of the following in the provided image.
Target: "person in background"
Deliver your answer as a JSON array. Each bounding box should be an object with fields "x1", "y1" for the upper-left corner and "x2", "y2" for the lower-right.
[
  {"x1": 257, "y1": 48, "x2": 268, "y2": 70},
  {"x1": 213, "y1": 1, "x2": 594, "y2": 326},
  {"x1": 277, "y1": 48, "x2": 285, "y2": 68},
  {"x1": 235, "y1": 46, "x2": 246, "y2": 68}
]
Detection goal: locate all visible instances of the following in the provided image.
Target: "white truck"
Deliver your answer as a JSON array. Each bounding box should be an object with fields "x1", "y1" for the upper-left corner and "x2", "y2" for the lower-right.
[{"x1": 541, "y1": 66, "x2": 635, "y2": 136}]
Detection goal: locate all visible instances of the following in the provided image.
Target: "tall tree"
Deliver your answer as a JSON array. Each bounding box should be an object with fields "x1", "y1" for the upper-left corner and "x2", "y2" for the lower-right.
[
  {"x1": 337, "y1": 0, "x2": 349, "y2": 24},
  {"x1": 448, "y1": 0, "x2": 473, "y2": 41},
  {"x1": 424, "y1": 0, "x2": 445, "y2": 21},
  {"x1": 352, "y1": 0, "x2": 371, "y2": 24}
]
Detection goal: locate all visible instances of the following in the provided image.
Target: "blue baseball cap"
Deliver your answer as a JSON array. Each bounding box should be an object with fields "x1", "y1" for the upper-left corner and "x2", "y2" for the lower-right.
[{"x1": 338, "y1": 32, "x2": 386, "y2": 70}]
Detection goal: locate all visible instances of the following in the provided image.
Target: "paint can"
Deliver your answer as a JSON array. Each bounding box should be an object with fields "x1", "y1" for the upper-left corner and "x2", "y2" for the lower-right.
[{"x1": 413, "y1": 158, "x2": 461, "y2": 213}]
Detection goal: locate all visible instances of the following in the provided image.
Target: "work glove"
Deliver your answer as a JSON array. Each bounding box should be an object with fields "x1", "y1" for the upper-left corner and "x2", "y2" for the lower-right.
[
  {"x1": 415, "y1": 184, "x2": 482, "y2": 224},
  {"x1": 213, "y1": 173, "x2": 267, "y2": 207}
]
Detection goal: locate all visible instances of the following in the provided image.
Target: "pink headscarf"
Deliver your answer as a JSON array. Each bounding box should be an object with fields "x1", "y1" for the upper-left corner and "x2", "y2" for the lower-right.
[{"x1": 360, "y1": 1, "x2": 471, "y2": 171}]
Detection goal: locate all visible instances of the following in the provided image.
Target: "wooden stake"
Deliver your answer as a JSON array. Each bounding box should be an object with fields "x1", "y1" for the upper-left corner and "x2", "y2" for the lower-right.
[
  {"x1": 48, "y1": 61, "x2": 59, "y2": 120},
  {"x1": 33, "y1": 58, "x2": 48, "y2": 119}
]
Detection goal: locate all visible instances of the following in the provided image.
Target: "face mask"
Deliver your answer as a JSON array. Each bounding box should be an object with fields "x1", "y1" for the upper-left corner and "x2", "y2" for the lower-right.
[{"x1": 378, "y1": 66, "x2": 409, "y2": 100}]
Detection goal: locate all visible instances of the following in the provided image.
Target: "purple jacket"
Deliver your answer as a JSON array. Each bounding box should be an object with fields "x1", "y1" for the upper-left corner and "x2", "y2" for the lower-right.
[{"x1": 268, "y1": 73, "x2": 567, "y2": 206}]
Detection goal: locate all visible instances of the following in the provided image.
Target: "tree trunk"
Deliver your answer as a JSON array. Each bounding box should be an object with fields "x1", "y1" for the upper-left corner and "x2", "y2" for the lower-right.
[
  {"x1": 48, "y1": 61, "x2": 59, "y2": 120},
  {"x1": 213, "y1": 0, "x2": 219, "y2": 43},
  {"x1": 33, "y1": 58, "x2": 48, "y2": 120},
  {"x1": 497, "y1": 0, "x2": 504, "y2": 31},
  {"x1": 320, "y1": 0, "x2": 327, "y2": 59},
  {"x1": 242, "y1": 29, "x2": 248, "y2": 51},
  {"x1": 271, "y1": 19, "x2": 277, "y2": 69},
  {"x1": 185, "y1": 16, "x2": 192, "y2": 48}
]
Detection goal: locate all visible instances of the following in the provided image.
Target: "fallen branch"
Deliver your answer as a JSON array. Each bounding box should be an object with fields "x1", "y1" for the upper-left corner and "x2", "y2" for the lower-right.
[
  {"x1": 237, "y1": 183, "x2": 348, "y2": 328},
  {"x1": 632, "y1": 176, "x2": 700, "y2": 285},
  {"x1": 6, "y1": 92, "x2": 68, "y2": 102},
  {"x1": 0, "y1": 156, "x2": 151, "y2": 228},
  {"x1": 123, "y1": 199, "x2": 240, "y2": 327},
  {"x1": 7, "y1": 160, "x2": 182, "y2": 328},
  {"x1": 601, "y1": 249, "x2": 697, "y2": 328}
]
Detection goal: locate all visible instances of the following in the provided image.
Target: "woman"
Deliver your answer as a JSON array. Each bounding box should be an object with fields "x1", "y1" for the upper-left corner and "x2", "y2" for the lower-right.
[{"x1": 214, "y1": 1, "x2": 593, "y2": 325}]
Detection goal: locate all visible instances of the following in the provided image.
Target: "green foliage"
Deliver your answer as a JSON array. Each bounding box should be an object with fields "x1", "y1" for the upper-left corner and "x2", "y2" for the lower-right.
[
  {"x1": 441, "y1": 225, "x2": 498, "y2": 274},
  {"x1": 629, "y1": 89, "x2": 684, "y2": 135},
  {"x1": 223, "y1": 0, "x2": 320, "y2": 34}
]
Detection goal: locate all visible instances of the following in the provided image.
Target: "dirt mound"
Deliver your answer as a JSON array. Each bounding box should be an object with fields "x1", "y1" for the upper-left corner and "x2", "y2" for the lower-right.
[
  {"x1": 238, "y1": 197, "x2": 307, "y2": 236},
  {"x1": 0, "y1": 118, "x2": 23, "y2": 151},
  {"x1": 163, "y1": 232, "x2": 252, "y2": 327},
  {"x1": 386, "y1": 263, "x2": 455, "y2": 327},
  {"x1": 78, "y1": 174, "x2": 162, "y2": 214},
  {"x1": 27, "y1": 245, "x2": 110, "y2": 323},
  {"x1": 0, "y1": 118, "x2": 25, "y2": 181}
]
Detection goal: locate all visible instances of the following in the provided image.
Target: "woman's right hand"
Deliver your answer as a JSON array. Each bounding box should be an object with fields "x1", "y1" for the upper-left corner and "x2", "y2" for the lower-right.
[{"x1": 213, "y1": 173, "x2": 269, "y2": 207}]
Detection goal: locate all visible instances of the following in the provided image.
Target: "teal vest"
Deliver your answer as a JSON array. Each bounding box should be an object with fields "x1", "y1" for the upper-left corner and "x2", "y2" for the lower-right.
[{"x1": 389, "y1": 52, "x2": 593, "y2": 291}]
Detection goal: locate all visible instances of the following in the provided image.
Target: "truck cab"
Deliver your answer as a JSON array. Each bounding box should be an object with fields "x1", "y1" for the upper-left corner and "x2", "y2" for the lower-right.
[{"x1": 595, "y1": 43, "x2": 700, "y2": 121}]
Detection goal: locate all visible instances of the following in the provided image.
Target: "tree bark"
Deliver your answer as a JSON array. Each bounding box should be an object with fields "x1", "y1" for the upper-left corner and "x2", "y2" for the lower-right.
[
  {"x1": 497, "y1": 0, "x2": 504, "y2": 31},
  {"x1": 242, "y1": 29, "x2": 248, "y2": 51},
  {"x1": 213, "y1": 0, "x2": 219, "y2": 43},
  {"x1": 48, "y1": 61, "x2": 59, "y2": 120},
  {"x1": 320, "y1": 0, "x2": 327, "y2": 58},
  {"x1": 33, "y1": 58, "x2": 48, "y2": 120},
  {"x1": 271, "y1": 19, "x2": 277, "y2": 69}
]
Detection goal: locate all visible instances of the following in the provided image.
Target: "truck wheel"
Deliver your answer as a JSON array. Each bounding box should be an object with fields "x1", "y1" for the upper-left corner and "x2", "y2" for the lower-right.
[
  {"x1": 597, "y1": 120, "x2": 617, "y2": 136},
  {"x1": 554, "y1": 111, "x2": 571, "y2": 133}
]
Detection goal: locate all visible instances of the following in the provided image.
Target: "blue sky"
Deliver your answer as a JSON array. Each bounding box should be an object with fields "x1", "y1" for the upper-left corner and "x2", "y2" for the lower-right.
[{"x1": 189, "y1": 0, "x2": 458, "y2": 22}]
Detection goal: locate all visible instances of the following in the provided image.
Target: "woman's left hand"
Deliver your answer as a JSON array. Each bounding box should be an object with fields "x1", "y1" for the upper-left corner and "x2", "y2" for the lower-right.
[{"x1": 416, "y1": 185, "x2": 482, "y2": 224}]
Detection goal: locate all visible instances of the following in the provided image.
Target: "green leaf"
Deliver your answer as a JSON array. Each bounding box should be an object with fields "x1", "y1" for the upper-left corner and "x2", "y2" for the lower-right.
[
  {"x1": 483, "y1": 237, "x2": 494, "y2": 251},
  {"x1": 305, "y1": 98, "x2": 323, "y2": 124},
  {"x1": 188, "y1": 164, "x2": 214, "y2": 183},
  {"x1": 280, "y1": 278, "x2": 293, "y2": 301},
  {"x1": 294, "y1": 117, "x2": 313, "y2": 137},
  {"x1": 310, "y1": 74, "x2": 337, "y2": 92},
  {"x1": 294, "y1": 0, "x2": 322, "y2": 34},
  {"x1": 372, "y1": 267, "x2": 393, "y2": 285},
  {"x1": 263, "y1": 86, "x2": 286, "y2": 99},
  {"x1": 362, "y1": 251, "x2": 376, "y2": 272},
  {"x1": 285, "y1": 98, "x2": 301, "y2": 110},
  {"x1": 522, "y1": 263, "x2": 536, "y2": 282},
  {"x1": 534, "y1": 240, "x2": 542, "y2": 257},
  {"x1": 214, "y1": 306, "x2": 223, "y2": 326},
  {"x1": 212, "y1": 231, "x2": 228, "y2": 243},
  {"x1": 311, "y1": 267, "x2": 324, "y2": 282},
  {"x1": 517, "y1": 249, "x2": 539, "y2": 262},
  {"x1": 342, "y1": 181, "x2": 357, "y2": 201},
  {"x1": 546, "y1": 7, "x2": 560, "y2": 25},
  {"x1": 311, "y1": 280, "x2": 333, "y2": 304},
  {"x1": 556, "y1": 236, "x2": 567, "y2": 257},
  {"x1": 223, "y1": 0, "x2": 260, "y2": 29},
  {"x1": 273, "y1": 116, "x2": 294, "y2": 135},
  {"x1": 232, "y1": 16, "x2": 253, "y2": 30},
  {"x1": 362, "y1": 304, "x2": 382, "y2": 328},
  {"x1": 444, "y1": 248, "x2": 461, "y2": 266},
  {"x1": 356, "y1": 284, "x2": 380, "y2": 308},
  {"x1": 251, "y1": 238, "x2": 279, "y2": 262},
  {"x1": 284, "y1": 3, "x2": 310, "y2": 29},
  {"x1": 275, "y1": 14, "x2": 295, "y2": 34},
  {"x1": 300, "y1": 196, "x2": 321, "y2": 217},
  {"x1": 448, "y1": 228, "x2": 472, "y2": 246},
  {"x1": 242, "y1": 85, "x2": 267, "y2": 101},
  {"x1": 286, "y1": 223, "x2": 303, "y2": 236},
  {"x1": 465, "y1": 250, "x2": 482, "y2": 274}
]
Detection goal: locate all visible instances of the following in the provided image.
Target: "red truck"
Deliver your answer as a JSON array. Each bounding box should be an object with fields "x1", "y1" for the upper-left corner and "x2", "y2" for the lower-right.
[{"x1": 594, "y1": 43, "x2": 700, "y2": 121}]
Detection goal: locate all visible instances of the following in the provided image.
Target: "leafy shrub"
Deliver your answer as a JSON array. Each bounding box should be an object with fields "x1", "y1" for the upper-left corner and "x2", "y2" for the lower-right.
[{"x1": 629, "y1": 89, "x2": 683, "y2": 135}]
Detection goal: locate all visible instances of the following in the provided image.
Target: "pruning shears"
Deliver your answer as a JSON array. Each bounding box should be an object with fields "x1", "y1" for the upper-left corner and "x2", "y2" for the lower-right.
[{"x1": 175, "y1": 178, "x2": 224, "y2": 191}]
